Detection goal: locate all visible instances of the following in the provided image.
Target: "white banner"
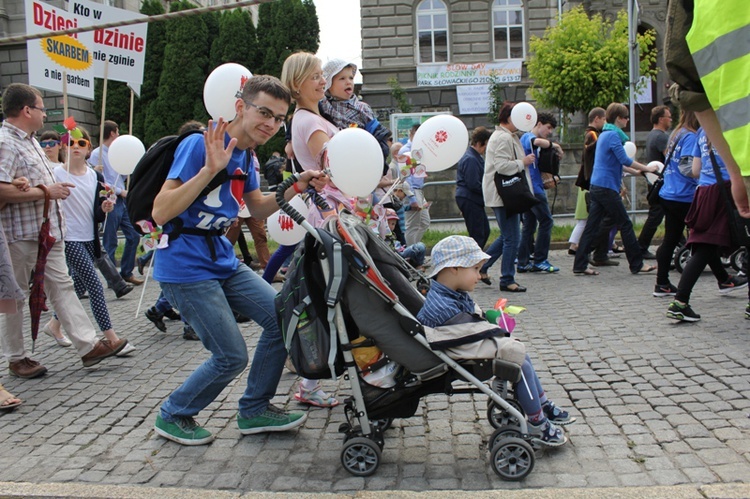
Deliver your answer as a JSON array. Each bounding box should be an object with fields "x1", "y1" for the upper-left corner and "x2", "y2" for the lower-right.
[
  {"x1": 25, "y1": 0, "x2": 95, "y2": 99},
  {"x1": 417, "y1": 61, "x2": 522, "y2": 87},
  {"x1": 456, "y1": 84, "x2": 491, "y2": 115},
  {"x1": 68, "y1": 0, "x2": 148, "y2": 87}
]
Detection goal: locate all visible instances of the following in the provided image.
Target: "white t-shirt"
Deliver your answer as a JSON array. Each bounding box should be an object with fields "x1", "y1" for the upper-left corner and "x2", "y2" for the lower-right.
[{"x1": 53, "y1": 165, "x2": 97, "y2": 242}]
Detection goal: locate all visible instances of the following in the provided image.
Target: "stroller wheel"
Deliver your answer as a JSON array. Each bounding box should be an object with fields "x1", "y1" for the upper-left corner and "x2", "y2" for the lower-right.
[
  {"x1": 489, "y1": 424, "x2": 523, "y2": 451},
  {"x1": 487, "y1": 399, "x2": 524, "y2": 429},
  {"x1": 341, "y1": 437, "x2": 381, "y2": 477},
  {"x1": 674, "y1": 245, "x2": 691, "y2": 274},
  {"x1": 490, "y1": 437, "x2": 535, "y2": 481},
  {"x1": 372, "y1": 418, "x2": 393, "y2": 432},
  {"x1": 730, "y1": 247, "x2": 747, "y2": 273}
]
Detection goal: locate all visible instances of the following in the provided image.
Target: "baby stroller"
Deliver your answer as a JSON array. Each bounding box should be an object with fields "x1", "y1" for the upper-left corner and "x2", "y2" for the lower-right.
[{"x1": 275, "y1": 176, "x2": 538, "y2": 481}]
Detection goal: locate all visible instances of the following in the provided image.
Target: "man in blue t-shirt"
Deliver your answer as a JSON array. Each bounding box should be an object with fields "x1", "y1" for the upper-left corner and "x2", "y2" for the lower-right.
[
  {"x1": 151, "y1": 76, "x2": 322, "y2": 446},
  {"x1": 517, "y1": 113, "x2": 563, "y2": 273}
]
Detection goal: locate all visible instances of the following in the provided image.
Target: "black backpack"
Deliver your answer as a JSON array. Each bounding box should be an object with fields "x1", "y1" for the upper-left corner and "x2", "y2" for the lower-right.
[{"x1": 127, "y1": 130, "x2": 246, "y2": 235}]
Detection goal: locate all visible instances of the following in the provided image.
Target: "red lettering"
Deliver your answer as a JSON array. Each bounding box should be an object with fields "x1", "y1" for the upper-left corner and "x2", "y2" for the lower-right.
[
  {"x1": 94, "y1": 27, "x2": 145, "y2": 53},
  {"x1": 32, "y1": 3, "x2": 77, "y2": 38},
  {"x1": 33, "y1": 3, "x2": 43, "y2": 26}
]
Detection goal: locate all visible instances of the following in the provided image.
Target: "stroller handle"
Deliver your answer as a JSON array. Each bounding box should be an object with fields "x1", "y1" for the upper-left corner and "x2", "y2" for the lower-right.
[{"x1": 276, "y1": 174, "x2": 332, "y2": 226}]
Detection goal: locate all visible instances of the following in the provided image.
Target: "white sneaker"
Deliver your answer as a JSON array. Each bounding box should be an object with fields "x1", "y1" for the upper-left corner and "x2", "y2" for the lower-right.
[{"x1": 116, "y1": 342, "x2": 136, "y2": 357}]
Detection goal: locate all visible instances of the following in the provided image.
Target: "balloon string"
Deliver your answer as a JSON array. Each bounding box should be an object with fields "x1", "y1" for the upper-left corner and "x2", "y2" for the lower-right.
[{"x1": 134, "y1": 255, "x2": 154, "y2": 319}]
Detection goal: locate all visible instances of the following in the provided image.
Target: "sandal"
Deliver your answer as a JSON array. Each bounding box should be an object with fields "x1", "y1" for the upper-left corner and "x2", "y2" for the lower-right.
[
  {"x1": 635, "y1": 264, "x2": 657, "y2": 274},
  {"x1": 573, "y1": 268, "x2": 600, "y2": 276},
  {"x1": 480, "y1": 274, "x2": 492, "y2": 285},
  {"x1": 294, "y1": 383, "x2": 339, "y2": 408},
  {"x1": 0, "y1": 387, "x2": 22, "y2": 410},
  {"x1": 612, "y1": 244, "x2": 625, "y2": 253}
]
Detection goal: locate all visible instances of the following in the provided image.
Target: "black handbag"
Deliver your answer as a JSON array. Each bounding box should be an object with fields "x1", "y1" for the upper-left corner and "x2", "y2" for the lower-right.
[
  {"x1": 709, "y1": 149, "x2": 750, "y2": 247},
  {"x1": 646, "y1": 133, "x2": 681, "y2": 206},
  {"x1": 493, "y1": 171, "x2": 540, "y2": 217}
]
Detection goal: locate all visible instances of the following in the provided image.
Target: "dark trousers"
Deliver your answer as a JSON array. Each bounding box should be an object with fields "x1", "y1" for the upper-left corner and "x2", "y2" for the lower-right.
[
  {"x1": 638, "y1": 202, "x2": 665, "y2": 252},
  {"x1": 456, "y1": 197, "x2": 490, "y2": 249},
  {"x1": 675, "y1": 243, "x2": 729, "y2": 304},
  {"x1": 656, "y1": 199, "x2": 691, "y2": 285},
  {"x1": 574, "y1": 186, "x2": 644, "y2": 273}
]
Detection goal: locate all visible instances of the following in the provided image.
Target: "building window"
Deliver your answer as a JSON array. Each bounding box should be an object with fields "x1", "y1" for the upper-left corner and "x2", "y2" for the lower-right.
[
  {"x1": 417, "y1": 0, "x2": 449, "y2": 64},
  {"x1": 492, "y1": 0, "x2": 525, "y2": 60}
]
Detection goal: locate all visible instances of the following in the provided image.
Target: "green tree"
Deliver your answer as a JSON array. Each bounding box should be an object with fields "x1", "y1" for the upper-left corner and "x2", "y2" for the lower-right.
[
  {"x1": 93, "y1": 79, "x2": 130, "y2": 137},
  {"x1": 144, "y1": 0, "x2": 209, "y2": 145},
  {"x1": 133, "y1": 0, "x2": 166, "y2": 142},
  {"x1": 256, "y1": 0, "x2": 319, "y2": 76},
  {"x1": 209, "y1": 9, "x2": 257, "y2": 72},
  {"x1": 387, "y1": 77, "x2": 412, "y2": 113},
  {"x1": 527, "y1": 6, "x2": 657, "y2": 118}
]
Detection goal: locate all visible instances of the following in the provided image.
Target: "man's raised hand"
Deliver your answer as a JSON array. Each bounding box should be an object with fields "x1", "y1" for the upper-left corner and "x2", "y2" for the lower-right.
[{"x1": 204, "y1": 118, "x2": 238, "y2": 176}]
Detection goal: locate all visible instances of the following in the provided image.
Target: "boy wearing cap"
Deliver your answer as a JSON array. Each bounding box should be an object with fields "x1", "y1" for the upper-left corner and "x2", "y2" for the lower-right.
[
  {"x1": 384, "y1": 208, "x2": 426, "y2": 269},
  {"x1": 417, "y1": 235, "x2": 574, "y2": 447}
]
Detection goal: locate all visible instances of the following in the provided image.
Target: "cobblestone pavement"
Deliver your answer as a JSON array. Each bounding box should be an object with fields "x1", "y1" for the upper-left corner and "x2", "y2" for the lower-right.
[{"x1": 1, "y1": 249, "x2": 748, "y2": 494}]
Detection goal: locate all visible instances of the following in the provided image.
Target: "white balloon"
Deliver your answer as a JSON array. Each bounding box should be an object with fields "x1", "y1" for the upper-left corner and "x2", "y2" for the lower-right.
[
  {"x1": 644, "y1": 161, "x2": 664, "y2": 184},
  {"x1": 108, "y1": 135, "x2": 145, "y2": 175},
  {"x1": 411, "y1": 115, "x2": 469, "y2": 172},
  {"x1": 203, "y1": 63, "x2": 253, "y2": 121},
  {"x1": 267, "y1": 195, "x2": 309, "y2": 246},
  {"x1": 325, "y1": 128, "x2": 383, "y2": 197},
  {"x1": 510, "y1": 102, "x2": 537, "y2": 132},
  {"x1": 624, "y1": 141, "x2": 637, "y2": 159}
]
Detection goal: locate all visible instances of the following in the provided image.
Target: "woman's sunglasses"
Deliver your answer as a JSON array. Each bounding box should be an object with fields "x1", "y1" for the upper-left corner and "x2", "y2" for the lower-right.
[
  {"x1": 69, "y1": 138, "x2": 90, "y2": 148},
  {"x1": 39, "y1": 140, "x2": 60, "y2": 148}
]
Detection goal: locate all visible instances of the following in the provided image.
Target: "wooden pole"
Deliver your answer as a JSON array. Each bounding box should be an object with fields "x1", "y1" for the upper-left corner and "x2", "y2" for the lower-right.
[{"x1": 97, "y1": 61, "x2": 109, "y2": 173}]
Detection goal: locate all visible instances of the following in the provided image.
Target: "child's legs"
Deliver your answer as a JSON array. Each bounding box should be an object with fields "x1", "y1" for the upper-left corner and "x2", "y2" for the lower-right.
[
  {"x1": 65, "y1": 241, "x2": 112, "y2": 332},
  {"x1": 514, "y1": 354, "x2": 547, "y2": 419}
]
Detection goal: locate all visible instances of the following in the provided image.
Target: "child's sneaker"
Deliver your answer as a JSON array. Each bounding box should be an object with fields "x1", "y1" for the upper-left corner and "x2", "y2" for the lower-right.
[
  {"x1": 666, "y1": 301, "x2": 701, "y2": 322},
  {"x1": 528, "y1": 418, "x2": 567, "y2": 447},
  {"x1": 653, "y1": 283, "x2": 678, "y2": 297},
  {"x1": 294, "y1": 382, "x2": 340, "y2": 407},
  {"x1": 517, "y1": 263, "x2": 534, "y2": 273},
  {"x1": 154, "y1": 414, "x2": 214, "y2": 445},
  {"x1": 718, "y1": 275, "x2": 748, "y2": 294},
  {"x1": 542, "y1": 401, "x2": 576, "y2": 425},
  {"x1": 237, "y1": 405, "x2": 307, "y2": 435}
]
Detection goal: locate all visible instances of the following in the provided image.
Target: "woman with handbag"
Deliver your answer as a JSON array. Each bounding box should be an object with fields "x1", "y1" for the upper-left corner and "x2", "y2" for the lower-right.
[
  {"x1": 666, "y1": 128, "x2": 748, "y2": 322},
  {"x1": 479, "y1": 102, "x2": 536, "y2": 292},
  {"x1": 653, "y1": 110, "x2": 699, "y2": 297}
]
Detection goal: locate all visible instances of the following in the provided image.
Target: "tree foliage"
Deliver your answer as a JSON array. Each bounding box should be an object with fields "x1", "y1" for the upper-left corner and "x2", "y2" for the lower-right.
[
  {"x1": 256, "y1": 0, "x2": 319, "y2": 76},
  {"x1": 527, "y1": 6, "x2": 658, "y2": 117},
  {"x1": 144, "y1": 0, "x2": 209, "y2": 145},
  {"x1": 210, "y1": 9, "x2": 258, "y2": 72},
  {"x1": 132, "y1": 0, "x2": 166, "y2": 142}
]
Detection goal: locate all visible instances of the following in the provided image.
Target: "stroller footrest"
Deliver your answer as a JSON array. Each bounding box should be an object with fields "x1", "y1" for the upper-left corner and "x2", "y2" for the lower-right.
[{"x1": 493, "y1": 359, "x2": 521, "y2": 383}]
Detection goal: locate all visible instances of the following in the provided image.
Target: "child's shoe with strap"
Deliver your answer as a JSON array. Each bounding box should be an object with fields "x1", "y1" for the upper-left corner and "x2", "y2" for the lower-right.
[
  {"x1": 543, "y1": 401, "x2": 576, "y2": 425},
  {"x1": 528, "y1": 418, "x2": 567, "y2": 447},
  {"x1": 294, "y1": 382, "x2": 339, "y2": 408}
]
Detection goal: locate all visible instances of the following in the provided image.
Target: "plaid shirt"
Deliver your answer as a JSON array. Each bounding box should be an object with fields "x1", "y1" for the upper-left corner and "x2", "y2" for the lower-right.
[{"x1": 0, "y1": 121, "x2": 64, "y2": 243}]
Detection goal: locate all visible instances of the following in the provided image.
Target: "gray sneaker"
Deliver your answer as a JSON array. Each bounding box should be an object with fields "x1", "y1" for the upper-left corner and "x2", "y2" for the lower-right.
[
  {"x1": 529, "y1": 418, "x2": 567, "y2": 447},
  {"x1": 237, "y1": 405, "x2": 307, "y2": 435}
]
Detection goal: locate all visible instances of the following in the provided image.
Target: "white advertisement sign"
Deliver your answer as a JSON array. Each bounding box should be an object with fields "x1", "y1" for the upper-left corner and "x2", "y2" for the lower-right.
[
  {"x1": 417, "y1": 61, "x2": 522, "y2": 87},
  {"x1": 456, "y1": 84, "x2": 491, "y2": 115},
  {"x1": 68, "y1": 0, "x2": 148, "y2": 88},
  {"x1": 25, "y1": 0, "x2": 95, "y2": 99}
]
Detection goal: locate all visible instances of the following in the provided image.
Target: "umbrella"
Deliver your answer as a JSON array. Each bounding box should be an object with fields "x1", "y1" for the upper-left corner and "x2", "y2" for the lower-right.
[{"x1": 29, "y1": 185, "x2": 56, "y2": 353}]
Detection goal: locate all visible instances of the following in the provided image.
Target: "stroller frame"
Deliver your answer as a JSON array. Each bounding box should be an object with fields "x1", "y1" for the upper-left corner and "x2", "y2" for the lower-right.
[{"x1": 276, "y1": 176, "x2": 537, "y2": 481}]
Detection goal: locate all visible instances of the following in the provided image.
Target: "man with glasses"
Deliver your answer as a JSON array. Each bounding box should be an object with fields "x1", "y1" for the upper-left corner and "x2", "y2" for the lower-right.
[
  {"x1": 0, "y1": 83, "x2": 128, "y2": 378},
  {"x1": 150, "y1": 75, "x2": 322, "y2": 445},
  {"x1": 90, "y1": 120, "x2": 143, "y2": 286},
  {"x1": 573, "y1": 103, "x2": 660, "y2": 276},
  {"x1": 638, "y1": 105, "x2": 674, "y2": 259}
]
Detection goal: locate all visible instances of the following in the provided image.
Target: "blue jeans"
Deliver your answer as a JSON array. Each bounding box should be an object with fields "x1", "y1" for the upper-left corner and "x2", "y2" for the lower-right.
[
  {"x1": 160, "y1": 264, "x2": 285, "y2": 420},
  {"x1": 574, "y1": 186, "x2": 644, "y2": 273},
  {"x1": 103, "y1": 197, "x2": 140, "y2": 279},
  {"x1": 517, "y1": 192, "x2": 553, "y2": 267},
  {"x1": 456, "y1": 196, "x2": 490, "y2": 249},
  {"x1": 154, "y1": 291, "x2": 173, "y2": 314},
  {"x1": 401, "y1": 242, "x2": 426, "y2": 267},
  {"x1": 480, "y1": 206, "x2": 521, "y2": 287},
  {"x1": 262, "y1": 244, "x2": 296, "y2": 283}
]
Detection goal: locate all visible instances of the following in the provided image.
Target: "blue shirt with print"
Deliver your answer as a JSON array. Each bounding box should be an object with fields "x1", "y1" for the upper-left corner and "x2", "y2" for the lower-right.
[
  {"x1": 521, "y1": 132, "x2": 545, "y2": 195},
  {"x1": 692, "y1": 128, "x2": 730, "y2": 186},
  {"x1": 153, "y1": 133, "x2": 257, "y2": 283},
  {"x1": 659, "y1": 130, "x2": 698, "y2": 204}
]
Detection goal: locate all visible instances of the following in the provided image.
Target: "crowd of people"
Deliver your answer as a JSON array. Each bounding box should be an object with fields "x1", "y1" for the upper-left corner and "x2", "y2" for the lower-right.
[{"x1": 1, "y1": 4, "x2": 747, "y2": 450}]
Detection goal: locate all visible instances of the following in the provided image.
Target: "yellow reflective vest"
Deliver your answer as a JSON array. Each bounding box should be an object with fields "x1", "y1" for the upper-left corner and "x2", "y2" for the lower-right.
[{"x1": 686, "y1": 1, "x2": 750, "y2": 174}]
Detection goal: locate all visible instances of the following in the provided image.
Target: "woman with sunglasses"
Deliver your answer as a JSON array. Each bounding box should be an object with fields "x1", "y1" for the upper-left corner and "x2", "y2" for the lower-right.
[{"x1": 43, "y1": 128, "x2": 134, "y2": 356}]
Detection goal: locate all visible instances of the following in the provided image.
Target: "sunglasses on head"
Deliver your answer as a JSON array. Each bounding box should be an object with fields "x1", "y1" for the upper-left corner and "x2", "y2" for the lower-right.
[
  {"x1": 39, "y1": 140, "x2": 60, "y2": 148},
  {"x1": 69, "y1": 138, "x2": 90, "y2": 148}
]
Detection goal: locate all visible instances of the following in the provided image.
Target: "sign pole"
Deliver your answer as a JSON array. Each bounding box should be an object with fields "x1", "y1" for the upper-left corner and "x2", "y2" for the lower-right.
[
  {"x1": 97, "y1": 61, "x2": 109, "y2": 173},
  {"x1": 128, "y1": 89, "x2": 134, "y2": 135}
]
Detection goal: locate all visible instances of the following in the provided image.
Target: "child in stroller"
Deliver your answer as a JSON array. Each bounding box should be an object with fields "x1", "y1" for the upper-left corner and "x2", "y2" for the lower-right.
[{"x1": 418, "y1": 235, "x2": 575, "y2": 447}]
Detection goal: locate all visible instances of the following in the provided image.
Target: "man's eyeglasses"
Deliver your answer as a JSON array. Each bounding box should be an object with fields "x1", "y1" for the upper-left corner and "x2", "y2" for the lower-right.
[
  {"x1": 29, "y1": 105, "x2": 47, "y2": 113},
  {"x1": 245, "y1": 102, "x2": 286, "y2": 125},
  {"x1": 623, "y1": 115, "x2": 630, "y2": 120},
  {"x1": 69, "y1": 138, "x2": 90, "y2": 148},
  {"x1": 39, "y1": 140, "x2": 60, "y2": 148}
]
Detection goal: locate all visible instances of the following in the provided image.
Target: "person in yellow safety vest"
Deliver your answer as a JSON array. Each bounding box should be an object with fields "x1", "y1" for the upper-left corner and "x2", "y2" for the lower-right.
[{"x1": 665, "y1": 0, "x2": 750, "y2": 217}]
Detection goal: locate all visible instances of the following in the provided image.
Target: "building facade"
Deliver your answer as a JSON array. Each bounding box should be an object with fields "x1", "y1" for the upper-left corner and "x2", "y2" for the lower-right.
[{"x1": 359, "y1": 0, "x2": 670, "y2": 135}]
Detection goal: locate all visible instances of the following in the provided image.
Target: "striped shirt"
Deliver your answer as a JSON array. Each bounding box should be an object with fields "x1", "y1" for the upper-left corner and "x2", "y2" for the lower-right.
[
  {"x1": 0, "y1": 121, "x2": 64, "y2": 242},
  {"x1": 417, "y1": 280, "x2": 476, "y2": 328}
]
